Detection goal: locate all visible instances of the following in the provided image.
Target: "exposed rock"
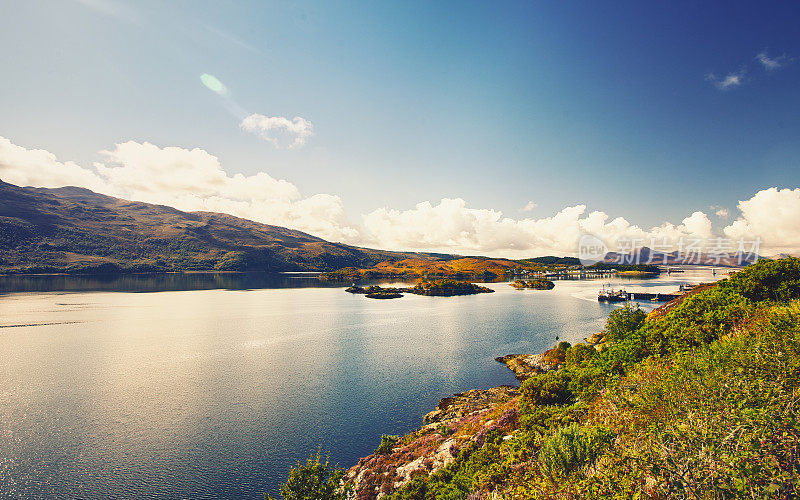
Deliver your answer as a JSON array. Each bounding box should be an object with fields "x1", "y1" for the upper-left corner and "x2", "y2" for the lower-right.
[
  {"x1": 585, "y1": 331, "x2": 605, "y2": 346},
  {"x1": 345, "y1": 391, "x2": 519, "y2": 499},
  {"x1": 494, "y1": 353, "x2": 556, "y2": 381},
  {"x1": 423, "y1": 386, "x2": 518, "y2": 424},
  {"x1": 393, "y1": 456, "x2": 425, "y2": 489}
]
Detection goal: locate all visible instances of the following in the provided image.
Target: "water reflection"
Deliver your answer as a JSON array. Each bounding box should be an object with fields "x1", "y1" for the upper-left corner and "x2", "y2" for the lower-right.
[{"x1": 0, "y1": 272, "x2": 336, "y2": 294}]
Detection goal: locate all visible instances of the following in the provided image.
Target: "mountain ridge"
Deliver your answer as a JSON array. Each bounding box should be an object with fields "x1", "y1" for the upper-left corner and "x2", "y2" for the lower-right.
[{"x1": 0, "y1": 179, "x2": 455, "y2": 274}]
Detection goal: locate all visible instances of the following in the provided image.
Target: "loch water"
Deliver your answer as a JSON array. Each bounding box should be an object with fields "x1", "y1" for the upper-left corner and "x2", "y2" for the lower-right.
[{"x1": 0, "y1": 270, "x2": 719, "y2": 498}]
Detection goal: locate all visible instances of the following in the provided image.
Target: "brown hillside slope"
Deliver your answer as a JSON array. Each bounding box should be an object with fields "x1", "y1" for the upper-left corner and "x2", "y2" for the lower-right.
[{"x1": 0, "y1": 180, "x2": 453, "y2": 273}]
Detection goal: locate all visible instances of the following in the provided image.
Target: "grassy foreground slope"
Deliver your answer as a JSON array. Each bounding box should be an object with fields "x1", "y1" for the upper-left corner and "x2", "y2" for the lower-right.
[
  {"x1": 276, "y1": 258, "x2": 800, "y2": 500},
  {"x1": 0, "y1": 180, "x2": 452, "y2": 273}
]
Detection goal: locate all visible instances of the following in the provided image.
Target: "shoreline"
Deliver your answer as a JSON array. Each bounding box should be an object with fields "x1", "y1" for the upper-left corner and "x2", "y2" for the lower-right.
[
  {"x1": 0, "y1": 269, "x2": 323, "y2": 277},
  {"x1": 344, "y1": 329, "x2": 607, "y2": 498},
  {"x1": 343, "y1": 349, "x2": 559, "y2": 498}
]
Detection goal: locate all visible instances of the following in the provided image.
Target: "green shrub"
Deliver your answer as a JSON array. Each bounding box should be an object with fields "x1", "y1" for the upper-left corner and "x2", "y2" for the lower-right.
[
  {"x1": 564, "y1": 343, "x2": 597, "y2": 368},
  {"x1": 647, "y1": 286, "x2": 751, "y2": 352},
  {"x1": 539, "y1": 423, "x2": 615, "y2": 478},
  {"x1": 602, "y1": 303, "x2": 647, "y2": 343},
  {"x1": 375, "y1": 434, "x2": 400, "y2": 455},
  {"x1": 277, "y1": 451, "x2": 347, "y2": 500},
  {"x1": 594, "y1": 303, "x2": 800, "y2": 498},
  {"x1": 437, "y1": 424, "x2": 454, "y2": 437},
  {"x1": 521, "y1": 369, "x2": 573, "y2": 408},
  {"x1": 726, "y1": 257, "x2": 800, "y2": 302}
]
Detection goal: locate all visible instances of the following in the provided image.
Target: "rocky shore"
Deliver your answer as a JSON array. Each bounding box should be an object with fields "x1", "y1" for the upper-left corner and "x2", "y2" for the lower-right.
[
  {"x1": 423, "y1": 386, "x2": 519, "y2": 424},
  {"x1": 494, "y1": 353, "x2": 555, "y2": 381},
  {"x1": 343, "y1": 334, "x2": 608, "y2": 498},
  {"x1": 344, "y1": 386, "x2": 519, "y2": 499},
  {"x1": 344, "y1": 355, "x2": 551, "y2": 499}
]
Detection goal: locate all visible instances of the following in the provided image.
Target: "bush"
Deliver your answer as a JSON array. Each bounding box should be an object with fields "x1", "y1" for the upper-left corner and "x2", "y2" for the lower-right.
[
  {"x1": 602, "y1": 303, "x2": 646, "y2": 343},
  {"x1": 594, "y1": 303, "x2": 800, "y2": 498},
  {"x1": 565, "y1": 343, "x2": 597, "y2": 368},
  {"x1": 375, "y1": 434, "x2": 400, "y2": 455},
  {"x1": 521, "y1": 370, "x2": 572, "y2": 407},
  {"x1": 726, "y1": 257, "x2": 800, "y2": 302},
  {"x1": 214, "y1": 250, "x2": 248, "y2": 271},
  {"x1": 539, "y1": 423, "x2": 615, "y2": 478},
  {"x1": 277, "y1": 451, "x2": 347, "y2": 500},
  {"x1": 647, "y1": 286, "x2": 752, "y2": 352}
]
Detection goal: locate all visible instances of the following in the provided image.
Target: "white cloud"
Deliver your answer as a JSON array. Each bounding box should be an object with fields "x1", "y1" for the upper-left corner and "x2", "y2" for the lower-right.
[
  {"x1": 5, "y1": 136, "x2": 800, "y2": 258},
  {"x1": 95, "y1": 141, "x2": 300, "y2": 202},
  {"x1": 362, "y1": 199, "x2": 716, "y2": 258},
  {"x1": 0, "y1": 136, "x2": 358, "y2": 242},
  {"x1": 239, "y1": 114, "x2": 314, "y2": 149},
  {"x1": 0, "y1": 136, "x2": 109, "y2": 192},
  {"x1": 723, "y1": 187, "x2": 800, "y2": 254},
  {"x1": 712, "y1": 206, "x2": 729, "y2": 218},
  {"x1": 522, "y1": 201, "x2": 538, "y2": 211},
  {"x1": 756, "y1": 51, "x2": 788, "y2": 71},
  {"x1": 679, "y1": 211, "x2": 713, "y2": 239},
  {"x1": 706, "y1": 70, "x2": 745, "y2": 90}
]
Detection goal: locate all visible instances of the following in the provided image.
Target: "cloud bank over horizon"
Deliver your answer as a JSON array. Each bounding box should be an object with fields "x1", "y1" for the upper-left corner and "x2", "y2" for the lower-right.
[{"x1": 1, "y1": 136, "x2": 798, "y2": 258}]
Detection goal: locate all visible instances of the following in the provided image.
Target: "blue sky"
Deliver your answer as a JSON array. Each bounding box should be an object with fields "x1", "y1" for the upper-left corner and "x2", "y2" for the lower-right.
[{"x1": 1, "y1": 1, "x2": 799, "y2": 256}]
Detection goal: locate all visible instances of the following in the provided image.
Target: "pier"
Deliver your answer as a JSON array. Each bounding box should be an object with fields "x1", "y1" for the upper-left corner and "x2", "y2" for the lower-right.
[
  {"x1": 624, "y1": 291, "x2": 681, "y2": 302},
  {"x1": 598, "y1": 289, "x2": 682, "y2": 303}
]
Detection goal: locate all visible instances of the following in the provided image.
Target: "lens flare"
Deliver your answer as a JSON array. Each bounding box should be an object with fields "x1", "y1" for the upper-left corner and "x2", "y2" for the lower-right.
[{"x1": 200, "y1": 73, "x2": 229, "y2": 97}]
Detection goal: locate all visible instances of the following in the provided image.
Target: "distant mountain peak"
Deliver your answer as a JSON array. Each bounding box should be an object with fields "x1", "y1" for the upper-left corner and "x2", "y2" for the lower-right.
[{"x1": 603, "y1": 245, "x2": 764, "y2": 267}]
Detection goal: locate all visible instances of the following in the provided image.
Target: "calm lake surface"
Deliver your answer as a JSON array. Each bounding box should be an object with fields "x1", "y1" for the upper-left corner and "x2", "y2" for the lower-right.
[{"x1": 0, "y1": 269, "x2": 721, "y2": 498}]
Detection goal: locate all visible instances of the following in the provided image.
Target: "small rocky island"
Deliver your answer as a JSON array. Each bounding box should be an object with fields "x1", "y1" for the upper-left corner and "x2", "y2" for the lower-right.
[
  {"x1": 346, "y1": 280, "x2": 494, "y2": 299},
  {"x1": 510, "y1": 278, "x2": 555, "y2": 290}
]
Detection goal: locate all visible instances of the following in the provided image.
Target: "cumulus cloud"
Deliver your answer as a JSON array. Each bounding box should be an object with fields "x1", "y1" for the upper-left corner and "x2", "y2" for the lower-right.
[
  {"x1": 710, "y1": 205, "x2": 729, "y2": 218},
  {"x1": 4, "y1": 136, "x2": 800, "y2": 257},
  {"x1": 723, "y1": 187, "x2": 800, "y2": 254},
  {"x1": 0, "y1": 136, "x2": 109, "y2": 192},
  {"x1": 679, "y1": 211, "x2": 713, "y2": 239},
  {"x1": 362, "y1": 199, "x2": 716, "y2": 258},
  {"x1": 239, "y1": 114, "x2": 314, "y2": 149},
  {"x1": 0, "y1": 136, "x2": 358, "y2": 242},
  {"x1": 522, "y1": 201, "x2": 538, "y2": 211},
  {"x1": 706, "y1": 70, "x2": 745, "y2": 90},
  {"x1": 95, "y1": 141, "x2": 299, "y2": 202},
  {"x1": 756, "y1": 51, "x2": 788, "y2": 71}
]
